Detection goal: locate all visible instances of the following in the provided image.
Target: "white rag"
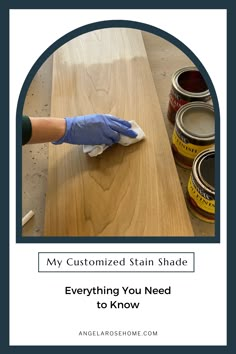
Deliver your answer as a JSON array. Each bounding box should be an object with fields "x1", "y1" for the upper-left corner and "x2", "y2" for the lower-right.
[{"x1": 83, "y1": 120, "x2": 145, "y2": 157}]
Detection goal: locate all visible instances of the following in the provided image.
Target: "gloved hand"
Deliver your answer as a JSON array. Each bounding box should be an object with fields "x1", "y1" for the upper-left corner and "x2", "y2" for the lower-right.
[{"x1": 53, "y1": 114, "x2": 137, "y2": 146}]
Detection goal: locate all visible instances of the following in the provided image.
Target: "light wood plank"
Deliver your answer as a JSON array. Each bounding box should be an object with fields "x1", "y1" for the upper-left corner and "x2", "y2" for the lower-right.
[{"x1": 44, "y1": 28, "x2": 193, "y2": 236}]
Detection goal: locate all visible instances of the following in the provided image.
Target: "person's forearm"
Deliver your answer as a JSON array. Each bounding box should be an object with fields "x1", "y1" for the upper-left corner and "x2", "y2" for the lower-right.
[{"x1": 28, "y1": 117, "x2": 66, "y2": 144}]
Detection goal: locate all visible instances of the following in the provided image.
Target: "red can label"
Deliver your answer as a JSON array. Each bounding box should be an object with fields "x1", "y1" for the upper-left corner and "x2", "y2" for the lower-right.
[{"x1": 169, "y1": 89, "x2": 188, "y2": 112}]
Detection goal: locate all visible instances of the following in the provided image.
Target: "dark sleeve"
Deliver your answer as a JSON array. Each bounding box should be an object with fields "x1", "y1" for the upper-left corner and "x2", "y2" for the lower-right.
[{"x1": 22, "y1": 116, "x2": 32, "y2": 145}]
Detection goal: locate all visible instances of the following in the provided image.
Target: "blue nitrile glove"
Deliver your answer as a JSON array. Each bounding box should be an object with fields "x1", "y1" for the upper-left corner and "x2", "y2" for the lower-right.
[{"x1": 53, "y1": 114, "x2": 137, "y2": 146}]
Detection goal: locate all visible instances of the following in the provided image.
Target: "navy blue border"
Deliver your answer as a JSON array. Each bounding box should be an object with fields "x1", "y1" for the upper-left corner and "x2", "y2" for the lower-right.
[
  {"x1": 16, "y1": 19, "x2": 220, "y2": 243},
  {"x1": 2, "y1": 1, "x2": 234, "y2": 353}
]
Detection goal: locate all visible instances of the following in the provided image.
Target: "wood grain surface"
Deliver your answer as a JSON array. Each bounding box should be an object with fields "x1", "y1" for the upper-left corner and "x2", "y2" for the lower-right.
[{"x1": 44, "y1": 28, "x2": 193, "y2": 236}]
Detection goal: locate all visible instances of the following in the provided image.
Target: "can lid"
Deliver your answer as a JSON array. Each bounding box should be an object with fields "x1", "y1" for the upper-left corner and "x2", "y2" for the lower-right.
[
  {"x1": 178, "y1": 102, "x2": 215, "y2": 139},
  {"x1": 193, "y1": 149, "x2": 215, "y2": 193},
  {"x1": 198, "y1": 151, "x2": 215, "y2": 190}
]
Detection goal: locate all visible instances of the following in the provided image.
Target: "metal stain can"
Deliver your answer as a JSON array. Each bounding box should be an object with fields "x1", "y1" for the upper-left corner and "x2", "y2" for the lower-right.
[
  {"x1": 167, "y1": 66, "x2": 211, "y2": 123},
  {"x1": 171, "y1": 102, "x2": 215, "y2": 169},
  {"x1": 186, "y1": 148, "x2": 215, "y2": 223}
]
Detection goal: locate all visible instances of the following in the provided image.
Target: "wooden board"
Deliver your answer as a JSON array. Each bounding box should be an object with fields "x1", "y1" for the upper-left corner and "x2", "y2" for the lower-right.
[{"x1": 44, "y1": 28, "x2": 193, "y2": 236}]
